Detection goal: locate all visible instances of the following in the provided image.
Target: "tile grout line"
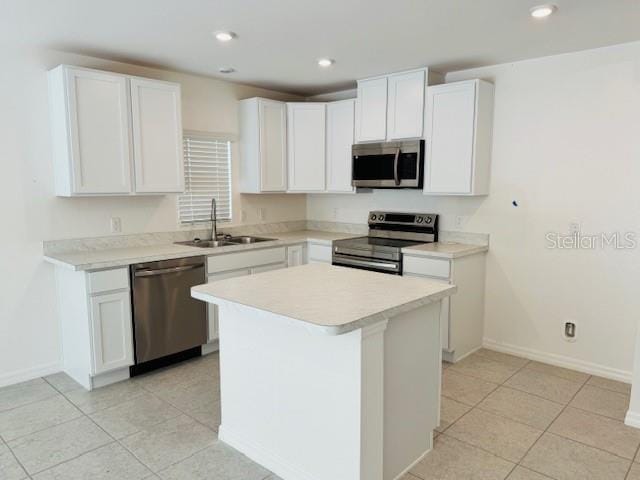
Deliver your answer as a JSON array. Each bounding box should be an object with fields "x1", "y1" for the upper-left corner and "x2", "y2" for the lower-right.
[
  {"x1": 432, "y1": 360, "x2": 537, "y2": 474},
  {"x1": 511, "y1": 376, "x2": 594, "y2": 480},
  {"x1": 1, "y1": 432, "x2": 32, "y2": 480},
  {"x1": 439, "y1": 354, "x2": 627, "y2": 480},
  {"x1": 25, "y1": 439, "x2": 119, "y2": 477},
  {"x1": 489, "y1": 361, "x2": 589, "y2": 479}
]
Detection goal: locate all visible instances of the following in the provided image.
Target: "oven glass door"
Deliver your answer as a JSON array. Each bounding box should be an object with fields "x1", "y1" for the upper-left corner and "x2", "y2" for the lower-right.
[{"x1": 352, "y1": 151, "x2": 420, "y2": 187}]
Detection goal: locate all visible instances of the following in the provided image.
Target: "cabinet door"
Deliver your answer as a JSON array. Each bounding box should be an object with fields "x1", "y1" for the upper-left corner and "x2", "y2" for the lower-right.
[
  {"x1": 65, "y1": 68, "x2": 132, "y2": 194},
  {"x1": 259, "y1": 99, "x2": 288, "y2": 192},
  {"x1": 403, "y1": 273, "x2": 451, "y2": 351},
  {"x1": 425, "y1": 82, "x2": 476, "y2": 194},
  {"x1": 326, "y1": 99, "x2": 355, "y2": 192},
  {"x1": 130, "y1": 78, "x2": 184, "y2": 193},
  {"x1": 287, "y1": 245, "x2": 306, "y2": 267},
  {"x1": 89, "y1": 291, "x2": 134, "y2": 374},
  {"x1": 387, "y1": 70, "x2": 425, "y2": 140},
  {"x1": 355, "y1": 77, "x2": 388, "y2": 142},
  {"x1": 207, "y1": 269, "x2": 251, "y2": 341},
  {"x1": 287, "y1": 103, "x2": 326, "y2": 192}
]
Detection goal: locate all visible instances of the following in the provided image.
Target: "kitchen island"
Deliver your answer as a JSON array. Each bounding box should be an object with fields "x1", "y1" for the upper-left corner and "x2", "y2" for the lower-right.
[{"x1": 191, "y1": 263, "x2": 456, "y2": 480}]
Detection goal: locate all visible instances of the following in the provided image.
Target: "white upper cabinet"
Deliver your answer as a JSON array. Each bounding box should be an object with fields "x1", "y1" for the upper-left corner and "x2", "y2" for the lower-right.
[
  {"x1": 424, "y1": 79, "x2": 494, "y2": 196},
  {"x1": 130, "y1": 78, "x2": 184, "y2": 193},
  {"x1": 386, "y1": 70, "x2": 425, "y2": 140},
  {"x1": 326, "y1": 99, "x2": 355, "y2": 193},
  {"x1": 239, "y1": 98, "x2": 287, "y2": 193},
  {"x1": 355, "y1": 69, "x2": 430, "y2": 143},
  {"x1": 287, "y1": 103, "x2": 326, "y2": 192},
  {"x1": 355, "y1": 77, "x2": 388, "y2": 143},
  {"x1": 48, "y1": 65, "x2": 184, "y2": 197},
  {"x1": 49, "y1": 66, "x2": 132, "y2": 196}
]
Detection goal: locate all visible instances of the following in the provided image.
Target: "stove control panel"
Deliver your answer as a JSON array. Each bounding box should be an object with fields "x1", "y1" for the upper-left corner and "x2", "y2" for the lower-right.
[{"x1": 368, "y1": 211, "x2": 438, "y2": 228}]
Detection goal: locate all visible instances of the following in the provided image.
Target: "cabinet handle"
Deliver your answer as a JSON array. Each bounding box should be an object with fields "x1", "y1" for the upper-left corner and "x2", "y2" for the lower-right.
[
  {"x1": 134, "y1": 264, "x2": 202, "y2": 277},
  {"x1": 393, "y1": 148, "x2": 401, "y2": 186}
]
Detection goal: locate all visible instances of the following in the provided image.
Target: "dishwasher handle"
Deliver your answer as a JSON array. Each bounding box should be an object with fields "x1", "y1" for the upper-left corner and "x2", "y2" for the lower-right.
[{"x1": 134, "y1": 264, "x2": 202, "y2": 277}]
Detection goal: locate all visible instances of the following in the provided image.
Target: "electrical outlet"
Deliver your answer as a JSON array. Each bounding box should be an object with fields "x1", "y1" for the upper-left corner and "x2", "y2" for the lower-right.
[
  {"x1": 110, "y1": 217, "x2": 122, "y2": 234},
  {"x1": 258, "y1": 208, "x2": 266, "y2": 221},
  {"x1": 563, "y1": 320, "x2": 577, "y2": 342},
  {"x1": 454, "y1": 216, "x2": 468, "y2": 230},
  {"x1": 569, "y1": 222, "x2": 581, "y2": 234},
  {"x1": 333, "y1": 208, "x2": 339, "y2": 220}
]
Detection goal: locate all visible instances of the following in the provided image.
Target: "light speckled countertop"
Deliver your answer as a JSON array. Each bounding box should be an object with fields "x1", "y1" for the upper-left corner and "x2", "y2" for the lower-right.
[
  {"x1": 43, "y1": 230, "x2": 355, "y2": 271},
  {"x1": 402, "y1": 242, "x2": 489, "y2": 259},
  {"x1": 191, "y1": 263, "x2": 457, "y2": 335}
]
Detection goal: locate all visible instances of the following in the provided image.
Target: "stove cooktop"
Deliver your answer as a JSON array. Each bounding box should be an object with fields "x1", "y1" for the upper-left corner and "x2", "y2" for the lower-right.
[{"x1": 335, "y1": 236, "x2": 427, "y2": 250}]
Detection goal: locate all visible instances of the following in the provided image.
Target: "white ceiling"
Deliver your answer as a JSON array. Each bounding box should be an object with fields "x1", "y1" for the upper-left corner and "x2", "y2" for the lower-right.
[{"x1": 3, "y1": 0, "x2": 640, "y2": 95}]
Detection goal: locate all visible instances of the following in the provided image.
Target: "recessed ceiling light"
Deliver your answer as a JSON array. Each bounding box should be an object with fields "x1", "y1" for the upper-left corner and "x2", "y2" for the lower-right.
[
  {"x1": 219, "y1": 67, "x2": 235, "y2": 74},
  {"x1": 214, "y1": 31, "x2": 236, "y2": 42},
  {"x1": 317, "y1": 58, "x2": 335, "y2": 68},
  {"x1": 530, "y1": 4, "x2": 557, "y2": 18}
]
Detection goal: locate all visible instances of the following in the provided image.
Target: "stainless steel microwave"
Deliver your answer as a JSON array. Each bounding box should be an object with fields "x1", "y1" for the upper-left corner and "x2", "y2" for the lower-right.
[{"x1": 351, "y1": 140, "x2": 424, "y2": 189}]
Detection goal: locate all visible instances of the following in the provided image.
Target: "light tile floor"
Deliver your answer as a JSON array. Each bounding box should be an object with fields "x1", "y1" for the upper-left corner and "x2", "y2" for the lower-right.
[
  {"x1": 0, "y1": 349, "x2": 635, "y2": 480},
  {"x1": 406, "y1": 348, "x2": 637, "y2": 480}
]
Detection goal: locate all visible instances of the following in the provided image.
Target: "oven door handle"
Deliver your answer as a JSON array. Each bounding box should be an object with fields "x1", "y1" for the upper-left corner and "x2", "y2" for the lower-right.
[
  {"x1": 393, "y1": 148, "x2": 401, "y2": 186},
  {"x1": 333, "y1": 255, "x2": 399, "y2": 272}
]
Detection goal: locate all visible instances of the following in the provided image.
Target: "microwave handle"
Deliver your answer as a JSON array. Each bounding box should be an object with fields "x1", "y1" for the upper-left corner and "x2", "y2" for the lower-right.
[{"x1": 393, "y1": 148, "x2": 401, "y2": 185}]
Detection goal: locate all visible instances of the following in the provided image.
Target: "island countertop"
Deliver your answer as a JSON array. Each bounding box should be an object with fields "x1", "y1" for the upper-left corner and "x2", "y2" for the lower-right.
[{"x1": 191, "y1": 263, "x2": 456, "y2": 335}]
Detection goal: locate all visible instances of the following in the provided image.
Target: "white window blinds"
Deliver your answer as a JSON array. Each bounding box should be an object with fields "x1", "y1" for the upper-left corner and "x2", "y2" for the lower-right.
[{"x1": 178, "y1": 132, "x2": 232, "y2": 224}]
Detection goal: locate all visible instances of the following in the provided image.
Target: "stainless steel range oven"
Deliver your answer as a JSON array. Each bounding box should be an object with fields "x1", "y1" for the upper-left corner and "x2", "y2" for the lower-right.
[
  {"x1": 351, "y1": 140, "x2": 424, "y2": 189},
  {"x1": 332, "y1": 211, "x2": 438, "y2": 275}
]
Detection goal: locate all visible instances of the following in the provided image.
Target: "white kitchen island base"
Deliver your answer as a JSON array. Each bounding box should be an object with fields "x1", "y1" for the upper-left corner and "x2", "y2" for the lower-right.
[
  {"x1": 215, "y1": 300, "x2": 441, "y2": 480},
  {"x1": 192, "y1": 264, "x2": 455, "y2": 480}
]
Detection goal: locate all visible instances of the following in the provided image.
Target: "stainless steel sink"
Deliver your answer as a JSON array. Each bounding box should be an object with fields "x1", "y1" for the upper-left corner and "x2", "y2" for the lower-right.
[
  {"x1": 226, "y1": 236, "x2": 275, "y2": 244},
  {"x1": 175, "y1": 239, "x2": 235, "y2": 248},
  {"x1": 175, "y1": 236, "x2": 275, "y2": 248}
]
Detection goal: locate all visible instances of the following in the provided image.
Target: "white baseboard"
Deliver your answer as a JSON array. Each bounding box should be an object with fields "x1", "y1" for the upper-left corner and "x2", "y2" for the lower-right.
[
  {"x1": 483, "y1": 338, "x2": 632, "y2": 383},
  {"x1": 219, "y1": 425, "x2": 317, "y2": 480},
  {"x1": 625, "y1": 410, "x2": 640, "y2": 429},
  {"x1": 202, "y1": 341, "x2": 219, "y2": 355},
  {"x1": 90, "y1": 367, "x2": 130, "y2": 390},
  {"x1": 0, "y1": 362, "x2": 61, "y2": 388},
  {"x1": 392, "y1": 434, "x2": 433, "y2": 480}
]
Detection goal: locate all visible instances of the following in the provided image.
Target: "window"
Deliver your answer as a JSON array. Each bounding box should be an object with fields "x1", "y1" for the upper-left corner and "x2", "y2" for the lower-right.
[{"x1": 178, "y1": 132, "x2": 232, "y2": 224}]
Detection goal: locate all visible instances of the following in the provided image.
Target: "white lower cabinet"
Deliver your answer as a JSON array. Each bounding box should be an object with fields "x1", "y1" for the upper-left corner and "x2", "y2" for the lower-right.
[
  {"x1": 207, "y1": 268, "x2": 251, "y2": 342},
  {"x1": 403, "y1": 252, "x2": 486, "y2": 363},
  {"x1": 55, "y1": 266, "x2": 134, "y2": 390},
  {"x1": 206, "y1": 247, "x2": 289, "y2": 342},
  {"x1": 287, "y1": 244, "x2": 306, "y2": 267},
  {"x1": 89, "y1": 291, "x2": 133, "y2": 374},
  {"x1": 307, "y1": 243, "x2": 332, "y2": 264}
]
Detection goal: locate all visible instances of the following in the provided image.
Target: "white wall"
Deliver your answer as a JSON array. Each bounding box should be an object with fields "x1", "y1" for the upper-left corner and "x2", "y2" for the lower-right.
[
  {"x1": 0, "y1": 48, "x2": 306, "y2": 385},
  {"x1": 308, "y1": 42, "x2": 640, "y2": 380}
]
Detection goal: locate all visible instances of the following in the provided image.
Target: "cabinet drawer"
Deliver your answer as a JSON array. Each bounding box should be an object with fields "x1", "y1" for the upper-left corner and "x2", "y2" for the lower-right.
[
  {"x1": 308, "y1": 243, "x2": 332, "y2": 263},
  {"x1": 87, "y1": 268, "x2": 129, "y2": 294},
  {"x1": 207, "y1": 247, "x2": 286, "y2": 274},
  {"x1": 252, "y1": 262, "x2": 287, "y2": 274},
  {"x1": 403, "y1": 256, "x2": 451, "y2": 279}
]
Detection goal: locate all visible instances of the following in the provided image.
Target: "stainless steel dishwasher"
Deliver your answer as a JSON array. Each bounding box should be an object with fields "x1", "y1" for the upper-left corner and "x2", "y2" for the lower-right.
[{"x1": 130, "y1": 256, "x2": 207, "y2": 375}]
